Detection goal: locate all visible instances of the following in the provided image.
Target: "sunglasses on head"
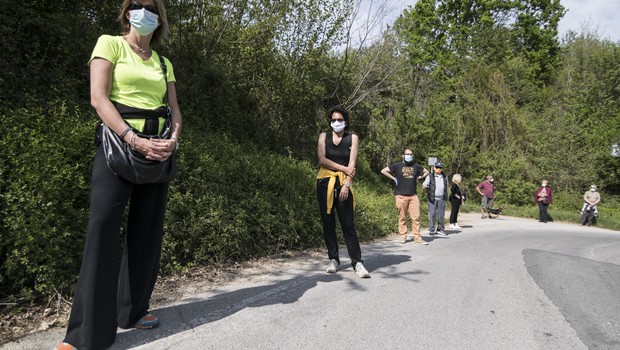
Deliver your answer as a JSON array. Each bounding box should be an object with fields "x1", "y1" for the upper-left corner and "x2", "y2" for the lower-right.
[{"x1": 129, "y1": 2, "x2": 159, "y2": 15}]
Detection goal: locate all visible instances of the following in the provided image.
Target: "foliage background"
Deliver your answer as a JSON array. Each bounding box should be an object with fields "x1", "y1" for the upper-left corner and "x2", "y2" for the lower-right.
[{"x1": 1, "y1": 0, "x2": 619, "y2": 304}]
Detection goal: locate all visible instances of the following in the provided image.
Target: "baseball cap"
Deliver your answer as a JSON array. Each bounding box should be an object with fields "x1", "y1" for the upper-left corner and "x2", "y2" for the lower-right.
[{"x1": 434, "y1": 162, "x2": 443, "y2": 168}]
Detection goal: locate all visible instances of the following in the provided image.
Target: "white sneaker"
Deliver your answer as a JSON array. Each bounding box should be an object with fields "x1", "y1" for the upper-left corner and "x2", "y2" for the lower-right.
[
  {"x1": 454, "y1": 224, "x2": 462, "y2": 229},
  {"x1": 448, "y1": 224, "x2": 455, "y2": 229},
  {"x1": 354, "y1": 263, "x2": 370, "y2": 278},
  {"x1": 326, "y1": 259, "x2": 339, "y2": 273}
]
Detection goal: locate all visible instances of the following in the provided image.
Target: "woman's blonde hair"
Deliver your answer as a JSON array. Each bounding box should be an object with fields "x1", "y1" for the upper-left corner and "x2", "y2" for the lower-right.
[
  {"x1": 452, "y1": 174, "x2": 462, "y2": 184},
  {"x1": 118, "y1": 0, "x2": 169, "y2": 47}
]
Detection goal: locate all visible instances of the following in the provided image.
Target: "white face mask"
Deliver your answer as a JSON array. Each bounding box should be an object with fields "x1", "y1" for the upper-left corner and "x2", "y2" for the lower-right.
[
  {"x1": 330, "y1": 120, "x2": 346, "y2": 133},
  {"x1": 404, "y1": 155, "x2": 414, "y2": 163},
  {"x1": 542, "y1": 183, "x2": 547, "y2": 187},
  {"x1": 129, "y1": 8, "x2": 160, "y2": 36},
  {"x1": 591, "y1": 187, "x2": 596, "y2": 192}
]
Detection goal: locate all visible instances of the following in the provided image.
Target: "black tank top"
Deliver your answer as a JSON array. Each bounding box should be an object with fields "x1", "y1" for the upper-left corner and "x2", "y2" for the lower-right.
[{"x1": 325, "y1": 132, "x2": 351, "y2": 166}]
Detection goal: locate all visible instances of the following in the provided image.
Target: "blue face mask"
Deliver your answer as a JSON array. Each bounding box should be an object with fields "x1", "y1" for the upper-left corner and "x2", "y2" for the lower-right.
[
  {"x1": 404, "y1": 155, "x2": 414, "y2": 163},
  {"x1": 129, "y1": 8, "x2": 160, "y2": 36}
]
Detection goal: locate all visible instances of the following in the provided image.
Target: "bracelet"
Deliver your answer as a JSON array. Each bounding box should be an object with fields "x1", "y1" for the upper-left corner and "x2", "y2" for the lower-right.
[
  {"x1": 120, "y1": 126, "x2": 132, "y2": 139},
  {"x1": 130, "y1": 132, "x2": 137, "y2": 151},
  {"x1": 171, "y1": 137, "x2": 179, "y2": 151}
]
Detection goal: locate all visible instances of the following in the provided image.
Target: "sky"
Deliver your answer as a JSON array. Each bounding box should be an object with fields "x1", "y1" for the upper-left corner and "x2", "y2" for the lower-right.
[
  {"x1": 362, "y1": 0, "x2": 620, "y2": 43},
  {"x1": 556, "y1": 0, "x2": 620, "y2": 42}
]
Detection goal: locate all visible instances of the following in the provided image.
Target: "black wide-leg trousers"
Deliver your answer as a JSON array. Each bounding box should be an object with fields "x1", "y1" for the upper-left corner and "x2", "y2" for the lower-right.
[
  {"x1": 64, "y1": 147, "x2": 169, "y2": 349},
  {"x1": 316, "y1": 180, "x2": 362, "y2": 267},
  {"x1": 449, "y1": 198, "x2": 461, "y2": 224}
]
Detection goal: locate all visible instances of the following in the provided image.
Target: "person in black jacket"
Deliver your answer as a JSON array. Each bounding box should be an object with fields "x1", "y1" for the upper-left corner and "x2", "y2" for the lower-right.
[
  {"x1": 423, "y1": 162, "x2": 448, "y2": 236},
  {"x1": 449, "y1": 174, "x2": 465, "y2": 229}
]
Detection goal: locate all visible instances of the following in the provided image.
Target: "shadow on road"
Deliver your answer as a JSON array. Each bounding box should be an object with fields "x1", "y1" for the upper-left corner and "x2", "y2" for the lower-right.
[
  {"x1": 523, "y1": 249, "x2": 620, "y2": 349},
  {"x1": 112, "y1": 250, "x2": 418, "y2": 348}
]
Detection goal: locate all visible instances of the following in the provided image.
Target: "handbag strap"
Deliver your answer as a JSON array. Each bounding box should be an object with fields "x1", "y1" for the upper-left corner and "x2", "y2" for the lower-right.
[
  {"x1": 157, "y1": 54, "x2": 173, "y2": 139},
  {"x1": 159, "y1": 54, "x2": 169, "y2": 104}
]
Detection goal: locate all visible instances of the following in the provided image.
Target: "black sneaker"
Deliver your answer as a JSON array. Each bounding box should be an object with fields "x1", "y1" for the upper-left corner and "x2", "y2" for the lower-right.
[{"x1": 436, "y1": 230, "x2": 447, "y2": 237}]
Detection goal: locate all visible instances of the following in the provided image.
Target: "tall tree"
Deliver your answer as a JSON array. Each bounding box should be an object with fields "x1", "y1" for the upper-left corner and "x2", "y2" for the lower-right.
[{"x1": 393, "y1": 0, "x2": 565, "y2": 84}]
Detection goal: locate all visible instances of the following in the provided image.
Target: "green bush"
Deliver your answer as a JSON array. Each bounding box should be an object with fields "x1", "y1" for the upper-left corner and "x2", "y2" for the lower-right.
[
  {"x1": 352, "y1": 183, "x2": 396, "y2": 238},
  {"x1": 0, "y1": 106, "x2": 401, "y2": 301},
  {"x1": 495, "y1": 178, "x2": 537, "y2": 207},
  {"x1": 0, "y1": 100, "x2": 93, "y2": 300},
  {"x1": 161, "y1": 133, "x2": 326, "y2": 270}
]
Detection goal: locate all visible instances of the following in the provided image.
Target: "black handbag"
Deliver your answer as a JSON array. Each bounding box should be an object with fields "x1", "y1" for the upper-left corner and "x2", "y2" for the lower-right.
[{"x1": 100, "y1": 55, "x2": 177, "y2": 184}]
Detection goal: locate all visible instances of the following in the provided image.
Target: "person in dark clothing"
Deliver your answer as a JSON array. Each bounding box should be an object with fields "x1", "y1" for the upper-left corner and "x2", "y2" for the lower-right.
[
  {"x1": 534, "y1": 180, "x2": 553, "y2": 223},
  {"x1": 423, "y1": 162, "x2": 449, "y2": 236},
  {"x1": 316, "y1": 106, "x2": 370, "y2": 278},
  {"x1": 449, "y1": 174, "x2": 465, "y2": 229}
]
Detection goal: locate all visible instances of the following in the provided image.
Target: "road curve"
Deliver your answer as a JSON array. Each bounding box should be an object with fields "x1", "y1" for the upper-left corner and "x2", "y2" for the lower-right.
[{"x1": 3, "y1": 213, "x2": 620, "y2": 350}]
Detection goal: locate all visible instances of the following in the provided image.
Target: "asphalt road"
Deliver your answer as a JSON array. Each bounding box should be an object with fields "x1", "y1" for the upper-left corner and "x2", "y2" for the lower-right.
[{"x1": 4, "y1": 213, "x2": 620, "y2": 349}]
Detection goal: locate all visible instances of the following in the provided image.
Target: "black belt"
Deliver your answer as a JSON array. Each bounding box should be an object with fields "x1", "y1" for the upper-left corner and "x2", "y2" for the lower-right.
[{"x1": 112, "y1": 101, "x2": 167, "y2": 135}]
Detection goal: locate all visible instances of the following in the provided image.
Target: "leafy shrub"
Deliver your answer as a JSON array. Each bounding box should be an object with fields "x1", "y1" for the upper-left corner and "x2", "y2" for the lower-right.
[
  {"x1": 0, "y1": 100, "x2": 93, "y2": 300},
  {"x1": 161, "y1": 133, "x2": 326, "y2": 270},
  {"x1": 1, "y1": 105, "x2": 401, "y2": 302},
  {"x1": 495, "y1": 178, "x2": 537, "y2": 207}
]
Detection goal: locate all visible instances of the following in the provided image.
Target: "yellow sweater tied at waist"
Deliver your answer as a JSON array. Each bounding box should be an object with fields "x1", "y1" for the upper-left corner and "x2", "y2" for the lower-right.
[{"x1": 316, "y1": 166, "x2": 354, "y2": 214}]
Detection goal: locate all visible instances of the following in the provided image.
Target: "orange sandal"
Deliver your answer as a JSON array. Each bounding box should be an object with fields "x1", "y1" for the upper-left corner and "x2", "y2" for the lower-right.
[
  {"x1": 54, "y1": 342, "x2": 77, "y2": 350},
  {"x1": 134, "y1": 313, "x2": 160, "y2": 329}
]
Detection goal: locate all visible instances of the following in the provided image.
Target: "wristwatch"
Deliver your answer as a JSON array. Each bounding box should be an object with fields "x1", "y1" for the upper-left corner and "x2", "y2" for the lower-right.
[{"x1": 344, "y1": 181, "x2": 351, "y2": 188}]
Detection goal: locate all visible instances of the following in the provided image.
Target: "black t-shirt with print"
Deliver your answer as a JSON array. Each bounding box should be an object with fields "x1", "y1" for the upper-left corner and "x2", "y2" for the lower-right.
[{"x1": 389, "y1": 162, "x2": 424, "y2": 195}]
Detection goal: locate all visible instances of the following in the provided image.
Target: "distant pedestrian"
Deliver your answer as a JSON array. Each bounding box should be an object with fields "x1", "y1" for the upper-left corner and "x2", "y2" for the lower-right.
[
  {"x1": 476, "y1": 175, "x2": 495, "y2": 219},
  {"x1": 449, "y1": 174, "x2": 465, "y2": 229},
  {"x1": 581, "y1": 184, "x2": 600, "y2": 226},
  {"x1": 316, "y1": 106, "x2": 370, "y2": 278},
  {"x1": 534, "y1": 180, "x2": 553, "y2": 223},
  {"x1": 380, "y1": 149, "x2": 430, "y2": 244},
  {"x1": 423, "y1": 162, "x2": 448, "y2": 236}
]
